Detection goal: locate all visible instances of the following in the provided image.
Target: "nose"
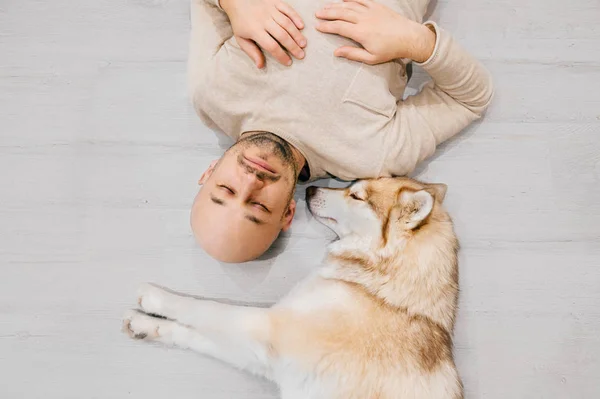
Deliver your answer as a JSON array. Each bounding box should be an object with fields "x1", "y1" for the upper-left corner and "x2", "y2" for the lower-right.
[
  {"x1": 305, "y1": 186, "x2": 318, "y2": 200},
  {"x1": 243, "y1": 172, "x2": 265, "y2": 190}
]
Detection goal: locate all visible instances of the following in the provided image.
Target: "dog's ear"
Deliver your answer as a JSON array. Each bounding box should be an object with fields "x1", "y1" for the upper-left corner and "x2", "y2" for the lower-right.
[
  {"x1": 425, "y1": 183, "x2": 447, "y2": 203},
  {"x1": 392, "y1": 189, "x2": 434, "y2": 231}
]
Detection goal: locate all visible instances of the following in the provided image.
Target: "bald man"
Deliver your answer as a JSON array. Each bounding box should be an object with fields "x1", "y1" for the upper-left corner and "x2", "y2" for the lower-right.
[{"x1": 189, "y1": 0, "x2": 493, "y2": 262}]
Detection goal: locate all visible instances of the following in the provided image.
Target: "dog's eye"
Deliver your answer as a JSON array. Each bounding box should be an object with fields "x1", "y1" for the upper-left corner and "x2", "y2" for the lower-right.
[{"x1": 350, "y1": 193, "x2": 364, "y2": 201}]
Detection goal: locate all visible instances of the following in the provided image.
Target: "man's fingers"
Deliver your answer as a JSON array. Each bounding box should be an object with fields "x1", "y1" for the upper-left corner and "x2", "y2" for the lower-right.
[
  {"x1": 237, "y1": 37, "x2": 265, "y2": 69},
  {"x1": 316, "y1": 6, "x2": 360, "y2": 23},
  {"x1": 316, "y1": 21, "x2": 359, "y2": 42},
  {"x1": 257, "y1": 32, "x2": 292, "y2": 66},
  {"x1": 343, "y1": 0, "x2": 372, "y2": 7},
  {"x1": 276, "y1": 1, "x2": 304, "y2": 30},
  {"x1": 267, "y1": 20, "x2": 304, "y2": 60},
  {"x1": 322, "y1": 2, "x2": 366, "y2": 13},
  {"x1": 334, "y1": 46, "x2": 377, "y2": 64},
  {"x1": 273, "y1": 13, "x2": 307, "y2": 52}
]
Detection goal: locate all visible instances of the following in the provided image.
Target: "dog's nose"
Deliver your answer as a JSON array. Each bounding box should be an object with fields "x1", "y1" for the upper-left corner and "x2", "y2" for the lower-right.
[{"x1": 305, "y1": 186, "x2": 318, "y2": 200}]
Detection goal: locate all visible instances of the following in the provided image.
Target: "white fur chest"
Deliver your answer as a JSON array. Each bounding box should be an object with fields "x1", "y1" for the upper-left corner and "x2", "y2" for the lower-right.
[{"x1": 274, "y1": 272, "x2": 356, "y2": 314}]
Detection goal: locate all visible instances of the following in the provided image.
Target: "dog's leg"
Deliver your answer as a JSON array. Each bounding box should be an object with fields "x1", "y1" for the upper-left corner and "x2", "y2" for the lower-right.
[
  {"x1": 130, "y1": 284, "x2": 276, "y2": 379},
  {"x1": 123, "y1": 309, "x2": 199, "y2": 346},
  {"x1": 122, "y1": 309, "x2": 274, "y2": 379}
]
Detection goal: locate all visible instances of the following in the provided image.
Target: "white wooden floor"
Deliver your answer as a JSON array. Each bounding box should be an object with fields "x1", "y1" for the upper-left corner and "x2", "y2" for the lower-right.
[{"x1": 1, "y1": 0, "x2": 599, "y2": 397}]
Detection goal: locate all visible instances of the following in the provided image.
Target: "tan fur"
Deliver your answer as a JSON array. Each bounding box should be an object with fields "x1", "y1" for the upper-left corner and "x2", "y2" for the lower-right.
[
  {"x1": 325, "y1": 178, "x2": 459, "y2": 331},
  {"x1": 123, "y1": 177, "x2": 463, "y2": 399},
  {"x1": 274, "y1": 177, "x2": 461, "y2": 397}
]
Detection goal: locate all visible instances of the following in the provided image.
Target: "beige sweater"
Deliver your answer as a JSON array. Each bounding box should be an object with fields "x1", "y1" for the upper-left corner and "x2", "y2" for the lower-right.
[{"x1": 189, "y1": 0, "x2": 494, "y2": 181}]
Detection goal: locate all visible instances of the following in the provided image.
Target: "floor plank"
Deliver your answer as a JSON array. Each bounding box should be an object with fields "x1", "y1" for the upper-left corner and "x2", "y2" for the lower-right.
[{"x1": 1, "y1": 0, "x2": 598, "y2": 398}]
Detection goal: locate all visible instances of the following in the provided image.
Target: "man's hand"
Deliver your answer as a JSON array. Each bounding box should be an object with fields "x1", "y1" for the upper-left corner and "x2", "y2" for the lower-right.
[
  {"x1": 315, "y1": 0, "x2": 436, "y2": 64},
  {"x1": 220, "y1": 0, "x2": 307, "y2": 68}
]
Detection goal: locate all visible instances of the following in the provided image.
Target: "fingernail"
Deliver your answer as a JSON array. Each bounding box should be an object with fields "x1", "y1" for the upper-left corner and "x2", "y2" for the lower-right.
[
  {"x1": 300, "y1": 39, "x2": 307, "y2": 47},
  {"x1": 298, "y1": 50, "x2": 305, "y2": 59},
  {"x1": 286, "y1": 60, "x2": 292, "y2": 66}
]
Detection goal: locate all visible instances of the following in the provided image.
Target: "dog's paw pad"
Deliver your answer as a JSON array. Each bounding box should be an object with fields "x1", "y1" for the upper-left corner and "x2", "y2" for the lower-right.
[
  {"x1": 122, "y1": 310, "x2": 160, "y2": 340},
  {"x1": 137, "y1": 283, "x2": 165, "y2": 315}
]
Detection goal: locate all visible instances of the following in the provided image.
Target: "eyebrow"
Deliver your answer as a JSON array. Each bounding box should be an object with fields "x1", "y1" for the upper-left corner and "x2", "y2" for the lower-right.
[
  {"x1": 245, "y1": 215, "x2": 265, "y2": 225},
  {"x1": 210, "y1": 196, "x2": 224, "y2": 205},
  {"x1": 210, "y1": 195, "x2": 266, "y2": 225}
]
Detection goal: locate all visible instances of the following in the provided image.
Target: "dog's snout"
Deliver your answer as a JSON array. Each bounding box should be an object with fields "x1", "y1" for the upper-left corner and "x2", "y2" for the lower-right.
[{"x1": 305, "y1": 186, "x2": 318, "y2": 200}]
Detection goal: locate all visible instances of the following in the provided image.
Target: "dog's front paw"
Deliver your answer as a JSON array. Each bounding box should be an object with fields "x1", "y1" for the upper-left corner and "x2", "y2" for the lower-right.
[
  {"x1": 137, "y1": 283, "x2": 167, "y2": 316},
  {"x1": 122, "y1": 310, "x2": 161, "y2": 340}
]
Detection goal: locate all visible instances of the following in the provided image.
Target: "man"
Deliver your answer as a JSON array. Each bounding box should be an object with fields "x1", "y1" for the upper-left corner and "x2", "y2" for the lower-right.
[{"x1": 188, "y1": 0, "x2": 494, "y2": 262}]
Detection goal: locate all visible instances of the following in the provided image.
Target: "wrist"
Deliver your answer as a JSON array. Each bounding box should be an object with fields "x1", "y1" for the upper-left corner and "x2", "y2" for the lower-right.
[{"x1": 409, "y1": 24, "x2": 436, "y2": 63}]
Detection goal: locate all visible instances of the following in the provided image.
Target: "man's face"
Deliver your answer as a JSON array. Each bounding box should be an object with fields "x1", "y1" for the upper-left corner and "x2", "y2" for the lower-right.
[{"x1": 191, "y1": 133, "x2": 299, "y2": 262}]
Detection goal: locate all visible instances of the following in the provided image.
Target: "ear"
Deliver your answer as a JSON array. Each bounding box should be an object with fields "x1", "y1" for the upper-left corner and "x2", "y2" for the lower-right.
[
  {"x1": 397, "y1": 189, "x2": 434, "y2": 230},
  {"x1": 426, "y1": 183, "x2": 448, "y2": 203},
  {"x1": 198, "y1": 159, "x2": 219, "y2": 185},
  {"x1": 281, "y1": 199, "x2": 296, "y2": 232}
]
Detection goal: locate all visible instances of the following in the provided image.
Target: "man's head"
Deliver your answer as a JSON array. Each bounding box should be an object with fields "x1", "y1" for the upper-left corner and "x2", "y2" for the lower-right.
[{"x1": 191, "y1": 132, "x2": 301, "y2": 263}]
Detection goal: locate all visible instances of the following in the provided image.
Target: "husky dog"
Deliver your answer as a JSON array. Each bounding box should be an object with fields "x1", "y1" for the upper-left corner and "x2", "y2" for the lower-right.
[{"x1": 123, "y1": 177, "x2": 463, "y2": 399}]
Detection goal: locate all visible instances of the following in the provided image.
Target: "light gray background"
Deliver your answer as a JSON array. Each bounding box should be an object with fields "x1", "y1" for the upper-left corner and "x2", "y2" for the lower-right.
[{"x1": 1, "y1": 0, "x2": 599, "y2": 398}]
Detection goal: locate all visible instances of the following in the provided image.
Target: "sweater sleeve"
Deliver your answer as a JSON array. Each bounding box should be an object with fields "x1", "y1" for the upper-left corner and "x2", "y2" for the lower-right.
[
  {"x1": 393, "y1": 21, "x2": 494, "y2": 169},
  {"x1": 187, "y1": 0, "x2": 233, "y2": 97}
]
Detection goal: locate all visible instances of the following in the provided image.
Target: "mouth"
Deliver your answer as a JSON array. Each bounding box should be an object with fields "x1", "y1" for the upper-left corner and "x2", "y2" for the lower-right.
[
  {"x1": 311, "y1": 212, "x2": 337, "y2": 224},
  {"x1": 243, "y1": 156, "x2": 277, "y2": 174},
  {"x1": 320, "y1": 216, "x2": 337, "y2": 223}
]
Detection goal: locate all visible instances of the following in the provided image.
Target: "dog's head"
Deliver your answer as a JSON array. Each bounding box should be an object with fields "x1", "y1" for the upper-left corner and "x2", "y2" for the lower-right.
[{"x1": 306, "y1": 177, "x2": 449, "y2": 247}]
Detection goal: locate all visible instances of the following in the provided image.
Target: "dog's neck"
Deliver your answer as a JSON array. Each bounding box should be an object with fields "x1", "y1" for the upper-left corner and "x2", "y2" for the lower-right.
[
  {"x1": 327, "y1": 234, "x2": 382, "y2": 255},
  {"x1": 320, "y1": 224, "x2": 459, "y2": 332}
]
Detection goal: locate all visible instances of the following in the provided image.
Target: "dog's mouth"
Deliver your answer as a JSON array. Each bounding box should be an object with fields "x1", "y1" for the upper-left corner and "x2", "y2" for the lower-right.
[
  {"x1": 311, "y1": 213, "x2": 337, "y2": 224},
  {"x1": 306, "y1": 195, "x2": 337, "y2": 224}
]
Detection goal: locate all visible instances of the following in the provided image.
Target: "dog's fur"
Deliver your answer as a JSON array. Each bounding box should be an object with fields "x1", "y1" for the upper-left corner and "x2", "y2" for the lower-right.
[{"x1": 122, "y1": 177, "x2": 463, "y2": 399}]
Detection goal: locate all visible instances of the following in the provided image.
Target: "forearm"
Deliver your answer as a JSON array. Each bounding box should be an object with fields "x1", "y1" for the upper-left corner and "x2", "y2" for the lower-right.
[
  {"x1": 412, "y1": 22, "x2": 494, "y2": 115},
  {"x1": 392, "y1": 22, "x2": 494, "y2": 172},
  {"x1": 188, "y1": 0, "x2": 232, "y2": 99},
  {"x1": 189, "y1": 0, "x2": 232, "y2": 58}
]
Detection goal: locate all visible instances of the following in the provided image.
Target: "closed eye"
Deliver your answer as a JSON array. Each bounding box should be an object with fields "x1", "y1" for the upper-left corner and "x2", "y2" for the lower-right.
[
  {"x1": 218, "y1": 185, "x2": 235, "y2": 194},
  {"x1": 252, "y1": 202, "x2": 270, "y2": 213},
  {"x1": 350, "y1": 193, "x2": 364, "y2": 201}
]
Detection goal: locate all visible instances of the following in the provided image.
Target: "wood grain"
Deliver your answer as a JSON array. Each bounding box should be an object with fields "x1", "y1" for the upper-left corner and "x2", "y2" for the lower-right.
[{"x1": 1, "y1": 0, "x2": 598, "y2": 398}]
